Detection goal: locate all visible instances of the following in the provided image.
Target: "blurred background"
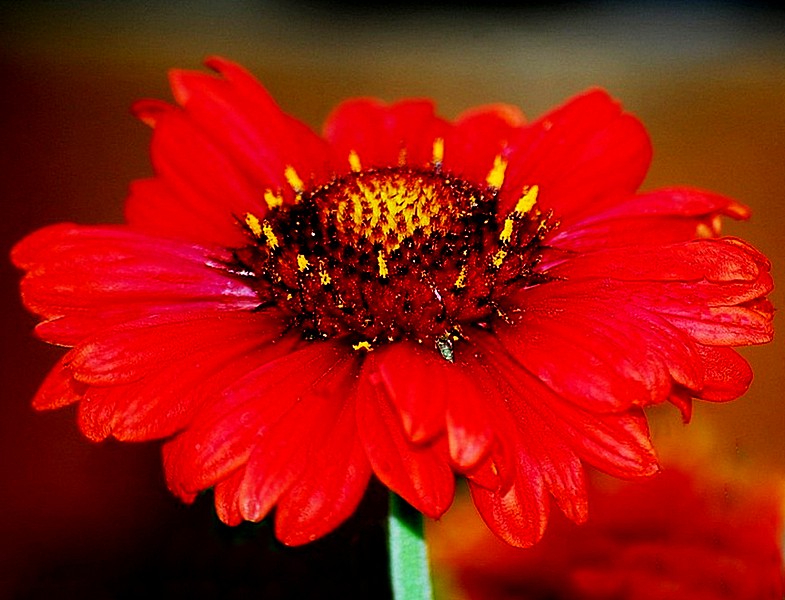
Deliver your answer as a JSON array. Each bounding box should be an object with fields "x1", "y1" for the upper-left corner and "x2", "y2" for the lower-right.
[{"x1": 1, "y1": 1, "x2": 783, "y2": 598}]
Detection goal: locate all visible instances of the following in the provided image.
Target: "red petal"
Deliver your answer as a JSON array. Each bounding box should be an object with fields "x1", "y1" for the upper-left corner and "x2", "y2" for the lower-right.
[
  {"x1": 627, "y1": 281, "x2": 772, "y2": 346},
  {"x1": 552, "y1": 187, "x2": 750, "y2": 251},
  {"x1": 68, "y1": 310, "x2": 282, "y2": 385},
  {"x1": 129, "y1": 58, "x2": 332, "y2": 244},
  {"x1": 500, "y1": 89, "x2": 651, "y2": 219},
  {"x1": 534, "y1": 239, "x2": 772, "y2": 377},
  {"x1": 274, "y1": 396, "x2": 373, "y2": 545},
  {"x1": 445, "y1": 378, "x2": 496, "y2": 471},
  {"x1": 373, "y1": 341, "x2": 449, "y2": 444},
  {"x1": 498, "y1": 295, "x2": 702, "y2": 411},
  {"x1": 32, "y1": 359, "x2": 85, "y2": 410},
  {"x1": 468, "y1": 464, "x2": 549, "y2": 548},
  {"x1": 499, "y1": 316, "x2": 654, "y2": 412},
  {"x1": 213, "y1": 468, "x2": 245, "y2": 526},
  {"x1": 73, "y1": 312, "x2": 288, "y2": 442},
  {"x1": 355, "y1": 356, "x2": 454, "y2": 518},
  {"x1": 518, "y1": 270, "x2": 773, "y2": 350},
  {"x1": 168, "y1": 62, "x2": 328, "y2": 191},
  {"x1": 142, "y1": 107, "x2": 272, "y2": 244},
  {"x1": 237, "y1": 358, "x2": 357, "y2": 522},
  {"x1": 203, "y1": 57, "x2": 330, "y2": 175},
  {"x1": 459, "y1": 348, "x2": 588, "y2": 523},
  {"x1": 324, "y1": 98, "x2": 448, "y2": 171},
  {"x1": 443, "y1": 103, "x2": 525, "y2": 184},
  {"x1": 550, "y1": 238, "x2": 770, "y2": 284},
  {"x1": 76, "y1": 388, "x2": 118, "y2": 441},
  {"x1": 125, "y1": 178, "x2": 245, "y2": 248},
  {"x1": 12, "y1": 224, "x2": 257, "y2": 345},
  {"x1": 473, "y1": 332, "x2": 660, "y2": 479},
  {"x1": 162, "y1": 339, "x2": 341, "y2": 499},
  {"x1": 692, "y1": 345, "x2": 753, "y2": 401}
]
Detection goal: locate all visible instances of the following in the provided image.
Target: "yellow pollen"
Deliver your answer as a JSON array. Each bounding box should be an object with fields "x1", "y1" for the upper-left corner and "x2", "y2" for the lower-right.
[
  {"x1": 284, "y1": 165, "x2": 304, "y2": 193},
  {"x1": 244, "y1": 212, "x2": 263, "y2": 237},
  {"x1": 319, "y1": 269, "x2": 331, "y2": 285},
  {"x1": 262, "y1": 221, "x2": 279, "y2": 249},
  {"x1": 352, "y1": 341, "x2": 373, "y2": 352},
  {"x1": 348, "y1": 151, "x2": 362, "y2": 173},
  {"x1": 486, "y1": 155, "x2": 508, "y2": 189},
  {"x1": 514, "y1": 185, "x2": 539, "y2": 214},
  {"x1": 492, "y1": 249, "x2": 507, "y2": 268},
  {"x1": 454, "y1": 265, "x2": 468, "y2": 289},
  {"x1": 264, "y1": 189, "x2": 284, "y2": 210},
  {"x1": 297, "y1": 254, "x2": 309, "y2": 271},
  {"x1": 432, "y1": 138, "x2": 444, "y2": 165},
  {"x1": 377, "y1": 250, "x2": 389, "y2": 278}
]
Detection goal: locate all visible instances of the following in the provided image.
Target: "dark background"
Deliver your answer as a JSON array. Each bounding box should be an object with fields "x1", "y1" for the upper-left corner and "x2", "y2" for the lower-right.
[{"x1": 2, "y1": 2, "x2": 784, "y2": 598}]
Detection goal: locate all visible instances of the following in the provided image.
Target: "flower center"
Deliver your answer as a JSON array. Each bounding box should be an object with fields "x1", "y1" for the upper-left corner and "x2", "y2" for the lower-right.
[{"x1": 232, "y1": 161, "x2": 551, "y2": 358}]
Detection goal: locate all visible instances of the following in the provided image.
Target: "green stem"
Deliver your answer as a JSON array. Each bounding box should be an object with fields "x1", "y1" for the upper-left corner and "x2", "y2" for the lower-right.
[{"x1": 387, "y1": 493, "x2": 434, "y2": 600}]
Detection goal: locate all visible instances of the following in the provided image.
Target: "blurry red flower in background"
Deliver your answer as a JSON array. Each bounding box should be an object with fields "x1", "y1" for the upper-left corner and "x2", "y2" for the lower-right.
[
  {"x1": 431, "y1": 465, "x2": 785, "y2": 599},
  {"x1": 11, "y1": 58, "x2": 773, "y2": 547}
]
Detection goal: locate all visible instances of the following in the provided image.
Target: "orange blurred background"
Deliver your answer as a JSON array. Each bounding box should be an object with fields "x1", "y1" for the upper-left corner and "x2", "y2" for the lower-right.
[{"x1": 1, "y1": 2, "x2": 783, "y2": 598}]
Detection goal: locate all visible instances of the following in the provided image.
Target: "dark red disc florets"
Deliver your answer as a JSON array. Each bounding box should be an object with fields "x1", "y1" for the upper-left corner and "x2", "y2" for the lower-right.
[{"x1": 231, "y1": 165, "x2": 551, "y2": 356}]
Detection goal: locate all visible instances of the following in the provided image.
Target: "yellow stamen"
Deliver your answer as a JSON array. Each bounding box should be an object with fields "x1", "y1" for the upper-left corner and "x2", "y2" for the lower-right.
[
  {"x1": 352, "y1": 340, "x2": 372, "y2": 351},
  {"x1": 377, "y1": 250, "x2": 389, "y2": 279},
  {"x1": 319, "y1": 269, "x2": 331, "y2": 285},
  {"x1": 284, "y1": 165, "x2": 304, "y2": 193},
  {"x1": 514, "y1": 185, "x2": 539, "y2": 214},
  {"x1": 297, "y1": 254, "x2": 309, "y2": 272},
  {"x1": 244, "y1": 212, "x2": 263, "y2": 237},
  {"x1": 454, "y1": 265, "x2": 467, "y2": 289},
  {"x1": 492, "y1": 249, "x2": 507, "y2": 268},
  {"x1": 432, "y1": 138, "x2": 444, "y2": 165},
  {"x1": 262, "y1": 221, "x2": 279, "y2": 249},
  {"x1": 499, "y1": 217, "x2": 515, "y2": 244},
  {"x1": 486, "y1": 155, "x2": 508, "y2": 189},
  {"x1": 499, "y1": 185, "x2": 539, "y2": 245},
  {"x1": 398, "y1": 147, "x2": 408, "y2": 166},
  {"x1": 264, "y1": 189, "x2": 283, "y2": 210},
  {"x1": 348, "y1": 150, "x2": 362, "y2": 173}
]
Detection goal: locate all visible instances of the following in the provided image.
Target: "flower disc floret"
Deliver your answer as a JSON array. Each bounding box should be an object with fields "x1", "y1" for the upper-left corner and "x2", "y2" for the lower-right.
[{"x1": 234, "y1": 164, "x2": 551, "y2": 352}]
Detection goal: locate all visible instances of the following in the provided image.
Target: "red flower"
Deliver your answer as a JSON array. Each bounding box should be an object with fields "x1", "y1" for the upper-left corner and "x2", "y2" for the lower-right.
[
  {"x1": 431, "y1": 466, "x2": 785, "y2": 599},
  {"x1": 12, "y1": 58, "x2": 773, "y2": 546}
]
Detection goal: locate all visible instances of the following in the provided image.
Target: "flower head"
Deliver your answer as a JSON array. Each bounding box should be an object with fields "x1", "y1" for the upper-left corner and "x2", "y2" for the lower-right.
[{"x1": 12, "y1": 58, "x2": 773, "y2": 546}]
